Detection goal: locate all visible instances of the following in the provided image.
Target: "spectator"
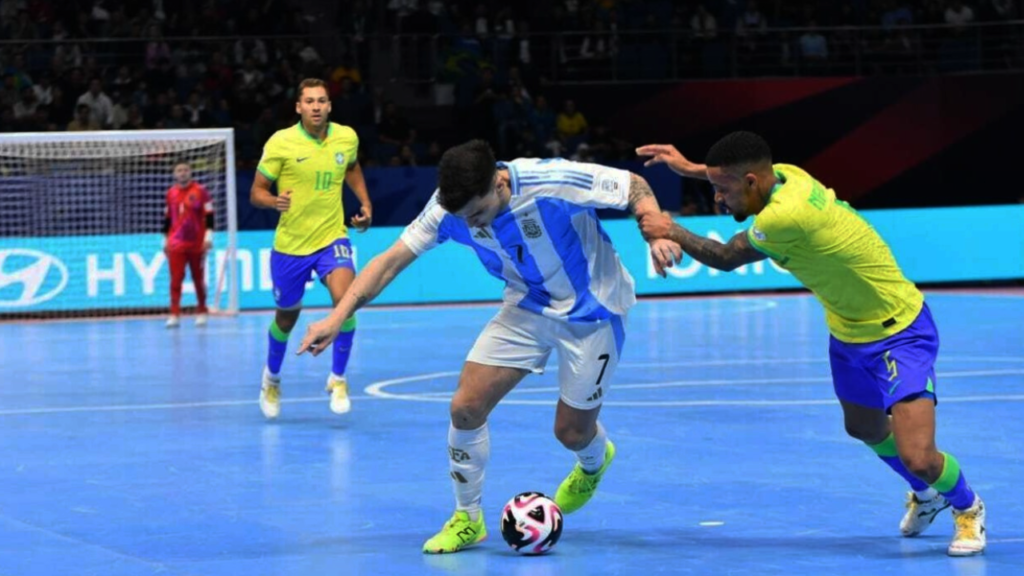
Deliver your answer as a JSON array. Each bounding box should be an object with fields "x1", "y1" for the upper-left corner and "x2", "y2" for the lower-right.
[
  {"x1": 111, "y1": 92, "x2": 131, "y2": 129},
  {"x1": 945, "y1": 1, "x2": 976, "y2": 27},
  {"x1": 183, "y1": 91, "x2": 208, "y2": 127},
  {"x1": 882, "y1": 2, "x2": 915, "y2": 28},
  {"x1": 145, "y1": 24, "x2": 171, "y2": 69},
  {"x1": 988, "y1": 0, "x2": 1016, "y2": 20},
  {"x1": 32, "y1": 74, "x2": 55, "y2": 107},
  {"x1": 377, "y1": 100, "x2": 416, "y2": 147},
  {"x1": 111, "y1": 65, "x2": 135, "y2": 95},
  {"x1": 12, "y1": 87, "x2": 39, "y2": 124},
  {"x1": 233, "y1": 37, "x2": 269, "y2": 66},
  {"x1": 692, "y1": 4, "x2": 719, "y2": 39},
  {"x1": 236, "y1": 57, "x2": 264, "y2": 92},
  {"x1": 529, "y1": 94, "x2": 557, "y2": 147},
  {"x1": 800, "y1": 20, "x2": 829, "y2": 63},
  {"x1": 67, "y1": 103, "x2": 100, "y2": 131},
  {"x1": 76, "y1": 78, "x2": 114, "y2": 128},
  {"x1": 555, "y1": 98, "x2": 588, "y2": 153}
]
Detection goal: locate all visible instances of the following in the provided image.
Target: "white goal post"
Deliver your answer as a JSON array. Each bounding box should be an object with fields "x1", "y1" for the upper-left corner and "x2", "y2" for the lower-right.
[{"x1": 0, "y1": 128, "x2": 238, "y2": 319}]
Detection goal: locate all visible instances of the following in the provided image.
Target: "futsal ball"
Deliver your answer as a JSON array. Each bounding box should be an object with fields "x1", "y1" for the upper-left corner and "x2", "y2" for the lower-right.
[{"x1": 499, "y1": 492, "x2": 564, "y2": 555}]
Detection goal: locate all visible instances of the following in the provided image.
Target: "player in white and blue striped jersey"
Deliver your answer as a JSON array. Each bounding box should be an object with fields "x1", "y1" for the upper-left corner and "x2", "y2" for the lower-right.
[{"x1": 297, "y1": 140, "x2": 682, "y2": 553}]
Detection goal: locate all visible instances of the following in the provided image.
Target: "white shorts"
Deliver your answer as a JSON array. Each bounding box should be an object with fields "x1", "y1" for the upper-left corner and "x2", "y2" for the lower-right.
[{"x1": 466, "y1": 305, "x2": 627, "y2": 410}]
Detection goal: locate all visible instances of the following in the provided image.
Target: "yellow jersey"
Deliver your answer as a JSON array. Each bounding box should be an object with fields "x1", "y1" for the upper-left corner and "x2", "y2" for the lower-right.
[
  {"x1": 746, "y1": 164, "x2": 924, "y2": 343},
  {"x1": 257, "y1": 122, "x2": 359, "y2": 255}
]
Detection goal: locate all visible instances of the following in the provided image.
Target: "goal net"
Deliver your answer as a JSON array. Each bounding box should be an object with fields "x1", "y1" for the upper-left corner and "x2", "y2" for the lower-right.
[{"x1": 0, "y1": 129, "x2": 238, "y2": 319}]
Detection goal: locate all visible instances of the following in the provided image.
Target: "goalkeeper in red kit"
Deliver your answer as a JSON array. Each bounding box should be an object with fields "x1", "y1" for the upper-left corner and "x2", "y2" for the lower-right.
[{"x1": 163, "y1": 160, "x2": 214, "y2": 328}]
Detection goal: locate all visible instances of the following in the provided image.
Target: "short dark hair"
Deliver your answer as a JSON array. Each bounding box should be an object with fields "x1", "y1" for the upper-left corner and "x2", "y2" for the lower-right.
[
  {"x1": 705, "y1": 131, "x2": 772, "y2": 169},
  {"x1": 296, "y1": 78, "x2": 327, "y2": 101},
  {"x1": 437, "y1": 140, "x2": 496, "y2": 213}
]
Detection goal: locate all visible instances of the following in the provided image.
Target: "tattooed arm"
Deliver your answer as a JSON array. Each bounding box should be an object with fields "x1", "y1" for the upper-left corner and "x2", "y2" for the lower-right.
[
  {"x1": 643, "y1": 217, "x2": 767, "y2": 271},
  {"x1": 626, "y1": 173, "x2": 685, "y2": 276},
  {"x1": 298, "y1": 239, "x2": 418, "y2": 355},
  {"x1": 627, "y1": 172, "x2": 662, "y2": 221}
]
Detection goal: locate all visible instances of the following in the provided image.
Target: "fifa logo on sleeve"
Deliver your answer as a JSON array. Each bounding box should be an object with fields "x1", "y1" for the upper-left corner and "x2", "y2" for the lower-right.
[
  {"x1": 0, "y1": 249, "x2": 69, "y2": 307},
  {"x1": 600, "y1": 177, "x2": 618, "y2": 192},
  {"x1": 335, "y1": 152, "x2": 345, "y2": 165}
]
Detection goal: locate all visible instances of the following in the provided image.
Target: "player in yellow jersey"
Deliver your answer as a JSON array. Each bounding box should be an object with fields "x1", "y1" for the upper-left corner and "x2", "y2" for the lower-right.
[
  {"x1": 250, "y1": 78, "x2": 372, "y2": 419},
  {"x1": 636, "y1": 131, "x2": 985, "y2": 557}
]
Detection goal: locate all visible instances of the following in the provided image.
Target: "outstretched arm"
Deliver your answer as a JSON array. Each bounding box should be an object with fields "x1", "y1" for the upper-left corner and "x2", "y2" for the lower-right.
[
  {"x1": 635, "y1": 144, "x2": 708, "y2": 180},
  {"x1": 297, "y1": 239, "x2": 419, "y2": 355},
  {"x1": 641, "y1": 213, "x2": 767, "y2": 271},
  {"x1": 668, "y1": 226, "x2": 767, "y2": 271}
]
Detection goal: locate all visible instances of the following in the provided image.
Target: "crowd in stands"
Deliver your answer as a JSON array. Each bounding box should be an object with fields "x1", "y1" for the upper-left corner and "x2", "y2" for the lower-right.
[{"x1": 1, "y1": 0, "x2": 1020, "y2": 175}]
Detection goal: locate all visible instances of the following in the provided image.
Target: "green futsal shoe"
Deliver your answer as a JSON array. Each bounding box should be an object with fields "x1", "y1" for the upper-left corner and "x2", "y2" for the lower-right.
[
  {"x1": 422, "y1": 510, "x2": 487, "y2": 554},
  {"x1": 554, "y1": 440, "x2": 615, "y2": 514}
]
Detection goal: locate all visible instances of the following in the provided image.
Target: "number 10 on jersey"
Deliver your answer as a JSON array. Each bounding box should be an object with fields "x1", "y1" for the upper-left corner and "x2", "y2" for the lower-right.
[{"x1": 315, "y1": 170, "x2": 334, "y2": 192}]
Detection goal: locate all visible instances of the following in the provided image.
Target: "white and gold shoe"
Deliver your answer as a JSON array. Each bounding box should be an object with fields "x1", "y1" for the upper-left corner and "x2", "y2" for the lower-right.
[
  {"x1": 326, "y1": 375, "x2": 351, "y2": 414},
  {"x1": 260, "y1": 368, "x2": 281, "y2": 419},
  {"x1": 948, "y1": 496, "x2": 986, "y2": 557},
  {"x1": 900, "y1": 492, "x2": 950, "y2": 537}
]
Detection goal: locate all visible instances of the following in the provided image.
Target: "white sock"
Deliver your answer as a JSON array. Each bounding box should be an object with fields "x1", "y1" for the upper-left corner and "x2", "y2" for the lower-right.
[
  {"x1": 263, "y1": 366, "x2": 280, "y2": 380},
  {"x1": 575, "y1": 422, "x2": 608, "y2": 474},
  {"x1": 449, "y1": 421, "x2": 489, "y2": 521},
  {"x1": 915, "y1": 487, "x2": 940, "y2": 501}
]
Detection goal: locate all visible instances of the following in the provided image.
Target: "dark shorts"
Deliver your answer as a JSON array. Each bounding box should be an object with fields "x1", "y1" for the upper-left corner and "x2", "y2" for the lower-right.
[
  {"x1": 270, "y1": 238, "x2": 355, "y2": 309},
  {"x1": 829, "y1": 303, "x2": 939, "y2": 412}
]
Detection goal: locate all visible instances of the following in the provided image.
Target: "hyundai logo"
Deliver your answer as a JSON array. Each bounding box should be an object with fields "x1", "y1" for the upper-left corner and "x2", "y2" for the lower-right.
[{"x1": 0, "y1": 249, "x2": 69, "y2": 307}]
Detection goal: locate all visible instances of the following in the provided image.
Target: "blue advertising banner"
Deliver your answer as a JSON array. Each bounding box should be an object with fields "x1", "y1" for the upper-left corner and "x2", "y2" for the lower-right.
[{"x1": 1, "y1": 206, "x2": 1021, "y2": 313}]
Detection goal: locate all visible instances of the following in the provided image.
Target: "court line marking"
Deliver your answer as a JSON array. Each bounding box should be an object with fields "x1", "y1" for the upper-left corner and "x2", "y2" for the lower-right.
[
  {"x1": 404, "y1": 369, "x2": 1024, "y2": 397},
  {"x1": 364, "y1": 369, "x2": 1024, "y2": 405},
  {"x1": 3, "y1": 360, "x2": 1022, "y2": 417},
  {"x1": 0, "y1": 396, "x2": 373, "y2": 417},
  {"x1": 618, "y1": 355, "x2": 1024, "y2": 369},
  {"x1": 4, "y1": 391, "x2": 1024, "y2": 416},
  {"x1": 0, "y1": 510, "x2": 179, "y2": 572},
  {"x1": 4, "y1": 288, "x2": 1021, "y2": 327}
]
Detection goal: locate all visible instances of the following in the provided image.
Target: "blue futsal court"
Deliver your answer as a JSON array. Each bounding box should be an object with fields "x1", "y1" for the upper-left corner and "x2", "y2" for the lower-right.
[{"x1": 1, "y1": 290, "x2": 1021, "y2": 576}]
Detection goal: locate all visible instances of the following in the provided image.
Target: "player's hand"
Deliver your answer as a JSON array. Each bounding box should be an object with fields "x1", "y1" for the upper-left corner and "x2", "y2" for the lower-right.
[
  {"x1": 351, "y1": 204, "x2": 372, "y2": 232},
  {"x1": 297, "y1": 317, "x2": 341, "y2": 357},
  {"x1": 649, "y1": 238, "x2": 683, "y2": 278},
  {"x1": 639, "y1": 210, "x2": 675, "y2": 241},
  {"x1": 162, "y1": 236, "x2": 168, "y2": 253},
  {"x1": 635, "y1": 144, "x2": 704, "y2": 178},
  {"x1": 202, "y1": 231, "x2": 213, "y2": 252},
  {"x1": 275, "y1": 191, "x2": 291, "y2": 212}
]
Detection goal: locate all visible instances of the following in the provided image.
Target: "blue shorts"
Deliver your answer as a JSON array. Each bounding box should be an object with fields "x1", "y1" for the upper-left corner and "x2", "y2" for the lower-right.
[
  {"x1": 829, "y1": 303, "x2": 939, "y2": 412},
  {"x1": 270, "y1": 238, "x2": 355, "y2": 309}
]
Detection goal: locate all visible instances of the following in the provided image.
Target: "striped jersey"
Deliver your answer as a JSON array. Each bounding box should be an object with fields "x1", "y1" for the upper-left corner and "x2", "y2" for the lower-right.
[{"x1": 401, "y1": 158, "x2": 637, "y2": 323}]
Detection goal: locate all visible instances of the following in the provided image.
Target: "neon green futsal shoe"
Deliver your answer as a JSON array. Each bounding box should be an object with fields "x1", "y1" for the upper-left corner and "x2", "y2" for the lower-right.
[
  {"x1": 422, "y1": 510, "x2": 487, "y2": 554},
  {"x1": 554, "y1": 440, "x2": 615, "y2": 514}
]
